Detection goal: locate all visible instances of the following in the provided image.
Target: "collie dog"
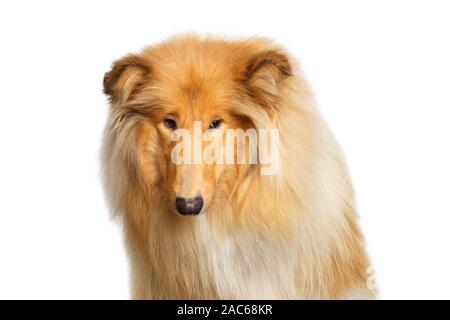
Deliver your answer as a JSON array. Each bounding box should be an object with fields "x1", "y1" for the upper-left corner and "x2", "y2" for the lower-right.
[{"x1": 101, "y1": 35, "x2": 374, "y2": 299}]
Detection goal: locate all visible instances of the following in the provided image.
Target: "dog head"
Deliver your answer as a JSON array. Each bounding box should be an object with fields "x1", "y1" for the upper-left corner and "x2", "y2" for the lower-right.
[{"x1": 103, "y1": 35, "x2": 292, "y2": 217}]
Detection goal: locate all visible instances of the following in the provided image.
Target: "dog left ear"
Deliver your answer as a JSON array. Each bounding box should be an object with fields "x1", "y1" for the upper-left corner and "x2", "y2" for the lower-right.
[{"x1": 243, "y1": 50, "x2": 293, "y2": 112}]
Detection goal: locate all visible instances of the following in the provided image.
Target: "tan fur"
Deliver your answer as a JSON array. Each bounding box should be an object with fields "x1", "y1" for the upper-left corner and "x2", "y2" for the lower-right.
[{"x1": 102, "y1": 34, "x2": 375, "y2": 299}]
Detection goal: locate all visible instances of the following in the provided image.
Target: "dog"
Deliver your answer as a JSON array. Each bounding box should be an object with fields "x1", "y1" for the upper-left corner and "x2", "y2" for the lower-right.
[{"x1": 101, "y1": 34, "x2": 375, "y2": 299}]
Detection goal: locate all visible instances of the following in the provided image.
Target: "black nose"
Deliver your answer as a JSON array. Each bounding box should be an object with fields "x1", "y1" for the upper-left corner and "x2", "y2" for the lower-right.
[{"x1": 175, "y1": 197, "x2": 204, "y2": 216}]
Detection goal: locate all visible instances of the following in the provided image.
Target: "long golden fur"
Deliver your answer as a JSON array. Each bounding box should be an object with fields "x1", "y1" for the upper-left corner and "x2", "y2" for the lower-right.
[{"x1": 102, "y1": 34, "x2": 374, "y2": 299}]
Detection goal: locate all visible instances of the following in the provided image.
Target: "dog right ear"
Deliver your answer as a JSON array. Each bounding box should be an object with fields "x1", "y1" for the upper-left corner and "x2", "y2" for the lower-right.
[{"x1": 103, "y1": 54, "x2": 150, "y2": 105}]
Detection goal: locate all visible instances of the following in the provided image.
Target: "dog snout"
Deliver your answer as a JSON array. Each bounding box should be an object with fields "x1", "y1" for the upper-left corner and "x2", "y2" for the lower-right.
[{"x1": 175, "y1": 196, "x2": 204, "y2": 216}]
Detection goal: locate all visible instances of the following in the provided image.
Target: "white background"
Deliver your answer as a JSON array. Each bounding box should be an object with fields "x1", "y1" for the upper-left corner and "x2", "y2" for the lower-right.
[{"x1": 0, "y1": 0, "x2": 449, "y2": 299}]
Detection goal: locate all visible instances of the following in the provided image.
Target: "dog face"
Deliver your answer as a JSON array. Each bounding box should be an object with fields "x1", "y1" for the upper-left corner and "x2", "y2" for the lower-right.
[
  {"x1": 103, "y1": 36, "x2": 291, "y2": 217},
  {"x1": 146, "y1": 84, "x2": 249, "y2": 216}
]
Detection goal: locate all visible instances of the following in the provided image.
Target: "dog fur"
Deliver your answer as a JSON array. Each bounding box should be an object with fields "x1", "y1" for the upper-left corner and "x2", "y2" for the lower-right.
[{"x1": 101, "y1": 34, "x2": 374, "y2": 299}]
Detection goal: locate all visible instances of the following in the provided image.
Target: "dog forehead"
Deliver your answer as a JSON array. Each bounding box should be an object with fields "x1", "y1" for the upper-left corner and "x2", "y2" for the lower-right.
[
  {"x1": 138, "y1": 36, "x2": 273, "y2": 118},
  {"x1": 154, "y1": 70, "x2": 233, "y2": 120},
  {"x1": 186, "y1": 86, "x2": 200, "y2": 101}
]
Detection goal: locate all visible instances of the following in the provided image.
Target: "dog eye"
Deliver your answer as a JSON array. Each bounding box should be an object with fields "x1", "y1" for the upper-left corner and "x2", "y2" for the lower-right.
[
  {"x1": 163, "y1": 119, "x2": 177, "y2": 130},
  {"x1": 209, "y1": 119, "x2": 222, "y2": 129}
]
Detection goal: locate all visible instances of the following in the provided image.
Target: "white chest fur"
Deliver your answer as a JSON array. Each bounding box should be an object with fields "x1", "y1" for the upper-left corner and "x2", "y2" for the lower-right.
[{"x1": 195, "y1": 217, "x2": 298, "y2": 299}]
